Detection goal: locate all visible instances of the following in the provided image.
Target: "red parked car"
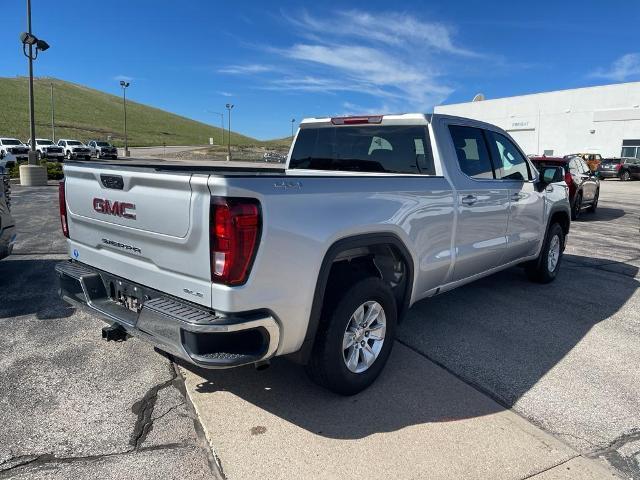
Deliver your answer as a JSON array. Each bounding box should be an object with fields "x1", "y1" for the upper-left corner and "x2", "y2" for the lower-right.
[{"x1": 530, "y1": 156, "x2": 600, "y2": 220}]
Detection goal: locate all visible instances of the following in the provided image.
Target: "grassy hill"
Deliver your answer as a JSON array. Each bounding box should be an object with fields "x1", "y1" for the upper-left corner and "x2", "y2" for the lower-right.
[{"x1": 0, "y1": 77, "x2": 259, "y2": 147}]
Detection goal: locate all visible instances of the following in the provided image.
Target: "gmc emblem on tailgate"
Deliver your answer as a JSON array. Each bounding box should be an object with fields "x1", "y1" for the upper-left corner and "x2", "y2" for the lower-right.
[{"x1": 93, "y1": 198, "x2": 136, "y2": 220}]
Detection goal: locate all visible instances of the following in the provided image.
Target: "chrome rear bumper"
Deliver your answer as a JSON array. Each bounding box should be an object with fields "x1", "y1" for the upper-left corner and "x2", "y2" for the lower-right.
[{"x1": 55, "y1": 260, "x2": 280, "y2": 368}]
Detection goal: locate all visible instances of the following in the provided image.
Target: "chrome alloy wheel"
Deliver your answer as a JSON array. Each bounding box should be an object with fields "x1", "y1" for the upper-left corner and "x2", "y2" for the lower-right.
[
  {"x1": 547, "y1": 234, "x2": 561, "y2": 272},
  {"x1": 342, "y1": 300, "x2": 386, "y2": 373}
]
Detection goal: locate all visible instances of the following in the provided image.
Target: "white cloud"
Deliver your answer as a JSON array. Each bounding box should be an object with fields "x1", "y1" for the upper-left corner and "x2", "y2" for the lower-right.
[
  {"x1": 217, "y1": 9, "x2": 480, "y2": 112},
  {"x1": 218, "y1": 64, "x2": 274, "y2": 74},
  {"x1": 114, "y1": 75, "x2": 133, "y2": 82},
  {"x1": 591, "y1": 53, "x2": 640, "y2": 82}
]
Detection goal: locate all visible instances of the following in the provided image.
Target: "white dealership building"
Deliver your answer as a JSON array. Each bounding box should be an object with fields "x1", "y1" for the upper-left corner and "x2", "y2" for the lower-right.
[{"x1": 434, "y1": 81, "x2": 640, "y2": 158}]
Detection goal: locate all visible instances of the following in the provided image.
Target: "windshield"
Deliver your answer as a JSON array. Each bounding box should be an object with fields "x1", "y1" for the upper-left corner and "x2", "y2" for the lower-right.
[
  {"x1": 37, "y1": 140, "x2": 54, "y2": 145},
  {"x1": 96, "y1": 142, "x2": 111, "y2": 147},
  {"x1": 2, "y1": 139, "x2": 22, "y2": 145},
  {"x1": 67, "y1": 141, "x2": 83, "y2": 146},
  {"x1": 289, "y1": 125, "x2": 434, "y2": 174}
]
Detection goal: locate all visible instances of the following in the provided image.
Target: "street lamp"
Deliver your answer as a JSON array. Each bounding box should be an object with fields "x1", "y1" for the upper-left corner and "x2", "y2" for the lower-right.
[
  {"x1": 291, "y1": 118, "x2": 296, "y2": 138},
  {"x1": 120, "y1": 80, "x2": 130, "y2": 157},
  {"x1": 19, "y1": 0, "x2": 49, "y2": 186},
  {"x1": 210, "y1": 111, "x2": 224, "y2": 145},
  {"x1": 225, "y1": 103, "x2": 234, "y2": 161}
]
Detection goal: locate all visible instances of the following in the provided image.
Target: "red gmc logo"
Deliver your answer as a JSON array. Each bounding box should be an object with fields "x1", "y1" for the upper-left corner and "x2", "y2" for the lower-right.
[{"x1": 93, "y1": 198, "x2": 136, "y2": 220}]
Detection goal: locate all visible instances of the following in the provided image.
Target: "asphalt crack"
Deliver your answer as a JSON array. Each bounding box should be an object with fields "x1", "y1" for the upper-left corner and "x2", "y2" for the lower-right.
[
  {"x1": 129, "y1": 367, "x2": 179, "y2": 449},
  {"x1": 588, "y1": 428, "x2": 640, "y2": 480},
  {"x1": 0, "y1": 444, "x2": 191, "y2": 478}
]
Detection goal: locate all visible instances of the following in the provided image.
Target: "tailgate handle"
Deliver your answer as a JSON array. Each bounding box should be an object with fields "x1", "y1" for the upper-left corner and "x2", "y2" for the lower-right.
[{"x1": 100, "y1": 174, "x2": 124, "y2": 190}]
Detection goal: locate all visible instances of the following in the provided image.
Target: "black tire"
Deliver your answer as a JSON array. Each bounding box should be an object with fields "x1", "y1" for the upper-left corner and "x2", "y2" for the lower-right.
[
  {"x1": 620, "y1": 170, "x2": 631, "y2": 181},
  {"x1": 85, "y1": 155, "x2": 91, "y2": 161},
  {"x1": 36, "y1": 151, "x2": 41, "y2": 161},
  {"x1": 587, "y1": 189, "x2": 599, "y2": 213},
  {"x1": 305, "y1": 277, "x2": 397, "y2": 395},
  {"x1": 571, "y1": 193, "x2": 582, "y2": 220},
  {"x1": 96, "y1": 151, "x2": 101, "y2": 159},
  {"x1": 526, "y1": 223, "x2": 564, "y2": 284}
]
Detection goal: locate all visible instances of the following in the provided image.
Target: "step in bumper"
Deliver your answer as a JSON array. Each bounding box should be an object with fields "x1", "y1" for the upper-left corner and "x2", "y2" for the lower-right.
[{"x1": 55, "y1": 260, "x2": 280, "y2": 368}]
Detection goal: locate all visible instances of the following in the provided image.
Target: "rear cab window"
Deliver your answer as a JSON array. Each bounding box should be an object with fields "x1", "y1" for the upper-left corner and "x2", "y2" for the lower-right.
[{"x1": 289, "y1": 125, "x2": 435, "y2": 175}]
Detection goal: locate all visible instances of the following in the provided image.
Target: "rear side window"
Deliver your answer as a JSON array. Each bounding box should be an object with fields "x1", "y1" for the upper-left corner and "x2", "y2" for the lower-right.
[
  {"x1": 448, "y1": 125, "x2": 494, "y2": 179},
  {"x1": 485, "y1": 131, "x2": 531, "y2": 181},
  {"x1": 289, "y1": 126, "x2": 435, "y2": 174}
]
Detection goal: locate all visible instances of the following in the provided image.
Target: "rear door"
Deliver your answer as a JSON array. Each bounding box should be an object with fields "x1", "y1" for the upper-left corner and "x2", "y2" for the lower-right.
[
  {"x1": 447, "y1": 124, "x2": 509, "y2": 281},
  {"x1": 485, "y1": 130, "x2": 545, "y2": 262},
  {"x1": 63, "y1": 164, "x2": 213, "y2": 307}
]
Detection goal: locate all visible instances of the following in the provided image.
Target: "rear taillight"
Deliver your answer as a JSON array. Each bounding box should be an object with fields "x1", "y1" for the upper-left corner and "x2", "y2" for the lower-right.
[
  {"x1": 58, "y1": 180, "x2": 69, "y2": 238},
  {"x1": 564, "y1": 172, "x2": 573, "y2": 185},
  {"x1": 210, "y1": 197, "x2": 261, "y2": 286}
]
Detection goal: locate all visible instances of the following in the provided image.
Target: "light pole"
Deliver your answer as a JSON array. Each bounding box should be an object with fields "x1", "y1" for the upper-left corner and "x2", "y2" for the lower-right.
[
  {"x1": 50, "y1": 83, "x2": 55, "y2": 141},
  {"x1": 291, "y1": 118, "x2": 296, "y2": 138},
  {"x1": 225, "y1": 103, "x2": 234, "y2": 161},
  {"x1": 212, "y1": 111, "x2": 224, "y2": 145},
  {"x1": 120, "y1": 80, "x2": 130, "y2": 157},
  {"x1": 19, "y1": 0, "x2": 49, "y2": 186}
]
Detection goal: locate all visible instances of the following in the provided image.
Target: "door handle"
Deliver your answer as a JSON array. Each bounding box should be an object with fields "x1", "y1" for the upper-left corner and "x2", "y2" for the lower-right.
[
  {"x1": 511, "y1": 192, "x2": 525, "y2": 201},
  {"x1": 461, "y1": 195, "x2": 477, "y2": 206}
]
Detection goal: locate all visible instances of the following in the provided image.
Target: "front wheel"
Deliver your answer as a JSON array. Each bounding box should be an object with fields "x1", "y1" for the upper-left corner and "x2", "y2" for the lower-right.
[
  {"x1": 526, "y1": 223, "x2": 564, "y2": 284},
  {"x1": 305, "y1": 277, "x2": 397, "y2": 395},
  {"x1": 65, "y1": 151, "x2": 72, "y2": 160},
  {"x1": 620, "y1": 170, "x2": 631, "y2": 181}
]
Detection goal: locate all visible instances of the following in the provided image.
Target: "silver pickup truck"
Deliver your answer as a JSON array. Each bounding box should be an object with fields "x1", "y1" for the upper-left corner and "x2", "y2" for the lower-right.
[{"x1": 56, "y1": 114, "x2": 571, "y2": 394}]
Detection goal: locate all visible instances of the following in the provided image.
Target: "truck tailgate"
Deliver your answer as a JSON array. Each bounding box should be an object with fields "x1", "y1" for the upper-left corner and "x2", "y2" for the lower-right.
[{"x1": 63, "y1": 164, "x2": 213, "y2": 307}]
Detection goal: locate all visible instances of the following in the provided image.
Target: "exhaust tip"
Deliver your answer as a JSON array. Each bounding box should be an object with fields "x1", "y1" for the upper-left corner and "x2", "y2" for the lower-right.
[
  {"x1": 102, "y1": 323, "x2": 128, "y2": 342},
  {"x1": 254, "y1": 360, "x2": 271, "y2": 371}
]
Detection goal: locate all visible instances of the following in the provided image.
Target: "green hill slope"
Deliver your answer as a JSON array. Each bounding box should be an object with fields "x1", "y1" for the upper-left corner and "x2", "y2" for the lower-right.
[{"x1": 0, "y1": 77, "x2": 258, "y2": 147}]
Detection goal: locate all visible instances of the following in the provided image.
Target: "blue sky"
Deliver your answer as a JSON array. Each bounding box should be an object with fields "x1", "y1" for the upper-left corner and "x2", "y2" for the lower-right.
[{"x1": 1, "y1": 0, "x2": 639, "y2": 140}]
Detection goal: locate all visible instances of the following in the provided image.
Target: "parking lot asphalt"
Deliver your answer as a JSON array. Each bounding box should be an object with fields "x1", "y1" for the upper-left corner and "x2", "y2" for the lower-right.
[
  {"x1": 1, "y1": 177, "x2": 637, "y2": 479},
  {"x1": 0, "y1": 186, "x2": 216, "y2": 479}
]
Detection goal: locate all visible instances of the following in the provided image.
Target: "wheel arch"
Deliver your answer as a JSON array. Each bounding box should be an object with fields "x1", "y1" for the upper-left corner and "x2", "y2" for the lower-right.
[{"x1": 290, "y1": 232, "x2": 415, "y2": 364}]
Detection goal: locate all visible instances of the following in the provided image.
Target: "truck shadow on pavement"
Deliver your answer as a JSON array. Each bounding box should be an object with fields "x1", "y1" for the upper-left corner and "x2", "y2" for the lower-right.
[
  {"x1": 0, "y1": 258, "x2": 75, "y2": 320},
  {"x1": 576, "y1": 207, "x2": 626, "y2": 222},
  {"x1": 181, "y1": 255, "x2": 639, "y2": 439}
]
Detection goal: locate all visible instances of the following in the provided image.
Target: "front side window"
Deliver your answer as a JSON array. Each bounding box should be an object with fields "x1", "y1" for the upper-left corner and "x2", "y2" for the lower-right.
[
  {"x1": 67, "y1": 141, "x2": 82, "y2": 146},
  {"x1": 486, "y1": 131, "x2": 531, "y2": 181},
  {"x1": 448, "y1": 125, "x2": 494, "y2": 179},
  {"x1": 2, "y1": 139, "x2": 21, "y2": 146},
  {"x1": 289, "y1": 125, "x2": 434, "y2": 174}
]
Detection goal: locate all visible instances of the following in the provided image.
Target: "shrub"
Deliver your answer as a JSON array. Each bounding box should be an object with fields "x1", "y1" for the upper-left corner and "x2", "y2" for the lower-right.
[{"x1": 8, "y1": 160, "x2": 64, "y2": 180}]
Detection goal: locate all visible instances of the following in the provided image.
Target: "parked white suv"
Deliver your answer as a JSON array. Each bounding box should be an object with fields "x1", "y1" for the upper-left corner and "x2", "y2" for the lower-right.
[
  {"x1": 28, "y1": 138, "x2": 65, "y2": 161},
  {"x1": 57, "y1": 139, "x2": 92, "y2": 161},
  {"x1": 0, "y1": 138, "x2": 29, "y2": 163}
]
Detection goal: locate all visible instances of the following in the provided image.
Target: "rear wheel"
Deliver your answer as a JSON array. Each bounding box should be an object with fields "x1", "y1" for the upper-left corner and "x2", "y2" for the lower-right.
[
  {"x1": 620, "y1": 170, "x2": 631, "y2": 181},
  {"x1": 65, "y1": 151, "x2": 72, "y2": 160},
  {"x1": 571, "y1": 193, "x2": 582, "y2": 220},
  {"x1": 526, "y1": 223, "x2": 564, "y2": 284},
  {"x1": 305, "y1": 277, "x2": 397, "y2": 395}
]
